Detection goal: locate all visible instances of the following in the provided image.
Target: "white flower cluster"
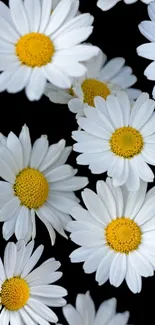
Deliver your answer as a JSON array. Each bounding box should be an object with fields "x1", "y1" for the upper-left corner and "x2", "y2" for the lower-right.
[{"x1": 0, "y1": 0, "x2": 154, "y2": 324}]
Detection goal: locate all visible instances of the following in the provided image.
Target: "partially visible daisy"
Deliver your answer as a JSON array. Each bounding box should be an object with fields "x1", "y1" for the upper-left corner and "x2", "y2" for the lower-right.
[
  {"x1": 0, "y1": 124, "x2": 88, "y2": 244},
  {"x1": 45, "y1": 50, "x2": 141, "y2": 119},
  {"x1": 62, "y1": 292, "x2": 130, "y2": 325},
  {"x1": 0, "y1": 0, "x2": 99, "y2": 101},
  {"x1": 0, "y1": 240, "x2": 67, "y2": 324},
  {"x1": 67, "y1": 178, "x2": 155, "y2": 293},
  {"x1": 137, "y1": 2, "x2": 155, "y2": 99},
  {"x1": 72, "y1": 91, "x2": 155, "y2": 191},
  {"x1": 97, "y1": 0, "x2": 152, "y2": 11}
]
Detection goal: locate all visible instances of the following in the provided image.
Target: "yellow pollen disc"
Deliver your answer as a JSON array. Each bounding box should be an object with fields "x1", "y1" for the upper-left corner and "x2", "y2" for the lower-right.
[
  {"x1": 105, "y1": 217, "x2": 142, "y2": 254},
  {"x1": 110, "y1": 126, "x2": 144, "y2": 158},
  {"x1": 1, "y1": 277, "x2": 30, "y2": 311},
  {"x1": 81, "y1": 79, "x2": 111, "y2": 107},
  {"x1": 14, "y1": 168, "x2": 49, "y2": 209},
  {"x1": 16, "y1": 32, "x2": 55, "y2": 67}
]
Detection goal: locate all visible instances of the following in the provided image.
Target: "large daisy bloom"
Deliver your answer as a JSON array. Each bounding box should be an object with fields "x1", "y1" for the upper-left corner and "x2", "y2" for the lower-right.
[
  {"x1": 62, "y1": 292, "x2": 130, "y2": 325},
  {"x1": 0, "y1": 124, "x2": 88, "y2": 244},
  {"x1": 0, "y1": 0, "x2": 99, "y2": 101},
  {"x1": 45, "y1": 50, "x2": 141, "y2": 119},
  {"x1": 137, "y1": 2, "x2": 155, "y2": 99},
  {"x1": 97, "y1": 0, "x2": 152, "y2": 11},
  {"x1": 67, "y1": 178, "x2": 155, "y2": 293},
  {"x1": 0, "y1": 240, "x2": 67, "y2": 324},
  {"x1": 72, "y1": 91, "x2": 155, "y2": 191}
]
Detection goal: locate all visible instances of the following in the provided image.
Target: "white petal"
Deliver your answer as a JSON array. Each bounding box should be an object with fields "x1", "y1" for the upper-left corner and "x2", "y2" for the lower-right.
[
  {"x1": 116, "y1": 91, "x2": 130, "y2": 126},
  {"x1": 99, "y1": 57, "x2": 125, "y2": 80},
  {"x1": 36, "y1": 212, "x2": 56, "y2": 245},
  {"x1": 30, "y1": 135, "x2": 48, "y2": 169},
  {"x1": 45, "y1": 164, "x2": 76, "y2": 182},
  {"x1": 15, "y1": 206, "x2": 31, "y2": 240},
  {"x1": 9, "y1": 0, "x2": 29, "y2": 35},
  {"x1": 135, "y1": 194, "x2": 155, "y2": 225},
  {"x1": 140, "y1": 112, "x2": 155, "y2": 136},
  {"x1": 3, "y1": 216, "x2": 17, "y2": 241},
  {"x1": 137, "y1": 43, "x2": 155, "y2": 60},
  {"x1": 0, "y1": 309, "x2": 10, "y2": 325},
  {"x1": 4, "y1": 242, "x2": 17, "y2": 278},
  {"x1": 0, "y1": 258, "x2": 6, "y2": 281},
  {"x1": 82, "y1": 188, "x2": 111, "y2": 225},
  {"x1": 106, "y1": 177, "x2": 123, "y2": 217},
  {"x1": 148, "y1": 2, "x2": 155, "y2": 21},
  {"x1": 96, "y1": 249, "x2": 115, "y2": 285},
  {"x1": 94, "y1": 298, "x2": 117, "y2": 325},
  {"x1": 131, "y1": 99, "x2": 155, "y2": 130},
  {"x1": 43, "y1": 63, "x2": 71, "y2": 89},
  {"x1": 21, "y1": 245, "x2": 44, "y2": 278},
  {"x1": 0, "y1": 16, "x2": 19, "y2": 43},
  {"x1": 26, "y1": 68, "x2": 46, "y2": 101},
  {"x1": 24, "y1": 0, "x2": 41, "y2": 32},
  {"x1": 19, "y1": 308, "x2": 35, "y2": 325},
  {"x1": 107, "y1": 312, "x2": 129, "y2": 325},
  {"x1": 70, "y1": 247, "x2": 96, "y2": 263},
  {"x1": 27, "y1": 298, "x2": 58, "y2": 323},
  {"x1": 44, "y1": 0, "x2": 71, "y2": 35},
  {"x1": 19, "y1": 124, "x2": 32, "y2": 168},
  {"x1": 7, "y1": 65, "x2": 31, "y2": 93},
  {"x1": 25, "y1": 259, "x2": 60, "y2": 283},
  {"x1": 39, "y1": 0, "x2": 52, "y2": 33},
  {"x1": 30, "y1": 285, "x2": 67, "y2": 298},
  {"x1": 83, "y1": 246, "x2": 109, "y2": 274},
  {"x1": 133, "y1": 154, "x2": 154, "y2": 182},
  {"x1": 125, "y1": 257, "x2": 142, "y2": 293},
  {"x1": 63, "y1": 304, "x2": 81, "y2": 325},
  {"x1": 130, "y1": 250, "x2": 153, "y2": 277},
  {"x1": 50, "y1": 176, "x2": 88, "y2": 191},
  {"x1": 125, "y1": 159, "x2": 140, "y2": 191},
  {"x1": 124, "y1": 180, "x2": 147, "y2": 219},
  {"x1": 71, "y1": 230, "x2": 105, "y2": 247},
  {"x1": 0, "y1": 146, "x2": 18, "y2": 176},
  {"x1": 7, "y1": 131, "x2": 23, "y2": 171},
  {"x1": 39, "y1": 139, "x2": 66, "y2": 172},
  {"x1": 54, "y1": 27, "x2": 93, "y2": 50},
  {"x1": 0, "y1": 197, "x2": 20, "y2": 222},
  {"x1": 107, "y1": 95, "x2": 124, "y2": 128},
  {"x1": 0, "y1": 2, "x2": 13, "y2": 25},
  {"x1": 130, "y1": 93, "x2": 149, "y2": 125},
  {"x1": 109, "y1": 253, "x2": 126, "y2": 287}
]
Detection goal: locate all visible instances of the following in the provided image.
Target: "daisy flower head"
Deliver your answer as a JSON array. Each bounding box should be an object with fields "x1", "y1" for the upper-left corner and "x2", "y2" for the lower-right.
[
  {"x1": 45, "y1": 49, "x2": 141, "y2": 119},
  {"x1": 0, "y1": 0, "x2": 99, "y2": 101},
  {"x1": 68, "y1": 178, "x2": 155, "y2": 293},
  {"x1": 0, "y1": 240, "x2": 67, "y2": 324},
  {"x1": 0, "y1": 124, "x2": 88, "y2": 244},
  {"x1": 97, "y1": 0, "x2": 152, "y2": 12},
  {"x1": 72, "y1": 91, "x2": 155, "y2": 191},
  {"x1": 137, "y1": 2, "x2": 155, "y2": 99},
  {"x1": 63, "y1": 292, "x2": 130, "y2": 325}
]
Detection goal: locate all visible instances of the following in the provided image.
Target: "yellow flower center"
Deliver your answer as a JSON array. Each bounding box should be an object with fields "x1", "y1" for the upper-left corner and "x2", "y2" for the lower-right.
[
  {"x1": 81, "y1": 79, "x2": 111, "y2": 107},
  {"x1": 105, "y1": 217, "x2": 142, "y2": 254},
  {"x1": 110, "y1": 126, "x2": 144, "y2": 158},
  {"x1": 1, "y1": 277, "x2": 30, "y2": 311},
  {"x1": 16, "y1": 32, "x2": 55, "y2": 67},
  {"x1": 14, "y1": 168, "x2": 49, "y2": 209}
]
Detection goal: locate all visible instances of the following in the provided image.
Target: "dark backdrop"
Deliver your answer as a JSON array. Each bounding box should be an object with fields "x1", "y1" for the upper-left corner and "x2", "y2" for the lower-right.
[{"x1": 0, "y1": 1, "x2": 154, "y2": 324}]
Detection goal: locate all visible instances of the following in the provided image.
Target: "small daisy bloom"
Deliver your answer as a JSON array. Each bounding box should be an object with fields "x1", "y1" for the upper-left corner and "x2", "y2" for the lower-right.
[
  {"x1": 0, "y1": 125, "x2": 88, "y2": 244},
  {"x1": 45, "y1": 50, "x2": 141, "y2": 119},
  {"x1": 0, "y1": 0, "x2": 99, "y2": 101},
  {"x1": 67, "y1": 178, "x2": 155, "y2": 293},
  {"x1": 0, "y1": 240, "x2": 67, "y2": 324},
  {"x1": 137, "y1": 2, "x2": 155, "y2": 99},
  {"x1": 62, "y1": 292, "x2": 130, "y2": 325},
  {"x1": 72, "y1": 91, "x2": 155, "y2": 191},
  {"x1": 97, "y1": 0, "x2": 152, "y2": 11}
]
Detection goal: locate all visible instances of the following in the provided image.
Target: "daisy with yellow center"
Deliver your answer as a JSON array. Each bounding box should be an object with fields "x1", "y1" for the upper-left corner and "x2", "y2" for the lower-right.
[
  {"x1": 44, "y1": 49, "x2": 141, "y2": 119},
  {"x1": 0, "y1": 0, "x2": 99, "y2": 101},
  {"x1": 72, "y1": 91, "x2": 155, "y2": 191},
  {"x1": 68, "y1": 178, "x2": 155, "y2": 293},
  {"x1": 0, "y1": 125, "x2": 88, "y2": 244},
  {"x1": 0, "y1": 240, "x2": 67, "y2": 324}
]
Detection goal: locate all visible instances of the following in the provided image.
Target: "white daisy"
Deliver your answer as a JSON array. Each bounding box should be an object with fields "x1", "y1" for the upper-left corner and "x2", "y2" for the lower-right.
[
  {"x1": 62, "y1": 292, "x2": 130, "y2": 325},
  {"x1": 67, "y1": 178, "x2": 155, "y2": 293},
  {"x1": 44, "y1": 50, "x2": 141, "y2": 119},
  {"x1": 0, "y1": 240, "x2": 67, "y2": 324},
  {"x1": 0, "y1": 0, "x2": 99, "y2": 101},
  {"x1": 0, "y1": 124, "x2": 88, "y2": 244},
  {"x1": 137, "y1": 2, "x2": 155, "y2": 99},
  {"x1": 72, "y1": 91, "x2": 155, "y2": 191},
  {"x1": 97, "y1": 0, "x2": 152, "y2": 11}
]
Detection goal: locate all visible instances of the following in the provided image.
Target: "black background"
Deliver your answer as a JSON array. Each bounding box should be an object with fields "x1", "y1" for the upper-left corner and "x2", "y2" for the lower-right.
[{"x1": 0, "y1": 1, "x2": 154, "y2": 324}]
